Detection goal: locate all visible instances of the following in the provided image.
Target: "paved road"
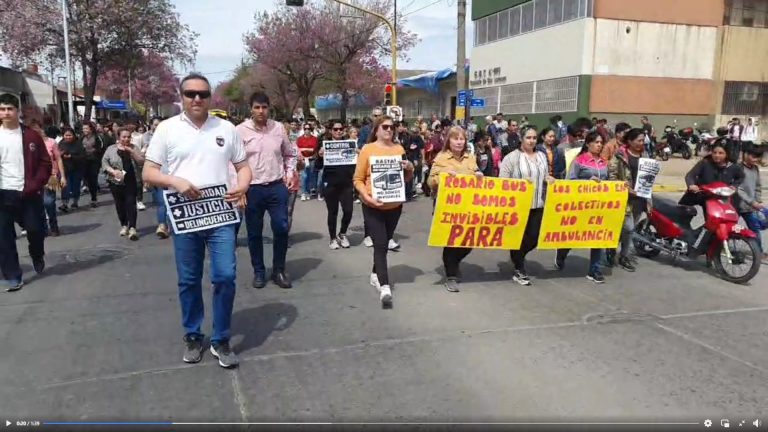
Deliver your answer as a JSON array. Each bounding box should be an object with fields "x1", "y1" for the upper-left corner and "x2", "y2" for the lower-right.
[{"x1": 1, "y1": 192, "x2": 767, "y2": 424}]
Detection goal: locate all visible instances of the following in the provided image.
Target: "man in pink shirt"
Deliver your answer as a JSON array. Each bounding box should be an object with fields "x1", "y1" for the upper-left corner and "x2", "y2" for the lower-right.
[{"x1": 236, "y1": 92, "x2": 298, "y2": 289}]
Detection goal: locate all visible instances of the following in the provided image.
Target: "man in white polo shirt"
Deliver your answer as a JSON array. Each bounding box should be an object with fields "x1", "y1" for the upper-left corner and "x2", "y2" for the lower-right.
[{"x1": 143, "y1": 73, "x2": 252, "y2": 369}]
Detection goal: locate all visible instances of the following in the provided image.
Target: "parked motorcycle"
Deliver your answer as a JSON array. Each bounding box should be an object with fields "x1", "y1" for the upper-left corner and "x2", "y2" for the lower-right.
[
  {"x1": 654, "y1": 138, "x2": 671, "y2": 161},
  {"x1": 696, "y1": 127, "x2": 729, "y2": 156},
  {"x1": 661, "y1": 125, "x2": 692, "y2": 159},
  {"x1": 633, "y1": 182, "x2": 761, "y2": 284}
]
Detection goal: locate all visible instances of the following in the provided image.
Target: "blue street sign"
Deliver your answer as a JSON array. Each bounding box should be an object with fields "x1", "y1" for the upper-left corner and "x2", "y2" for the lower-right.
[
  {"x1": 470, "y1": 98, "x2": 485, "y2": 108},
  {"x1": 457, "y1": 90, "x2": 467, "y2": 107}
]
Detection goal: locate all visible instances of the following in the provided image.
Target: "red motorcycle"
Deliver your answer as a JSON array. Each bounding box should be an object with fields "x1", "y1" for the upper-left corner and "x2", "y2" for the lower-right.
[{"x1": 633, "y1": 182, "x2": 762, "y2": 284}]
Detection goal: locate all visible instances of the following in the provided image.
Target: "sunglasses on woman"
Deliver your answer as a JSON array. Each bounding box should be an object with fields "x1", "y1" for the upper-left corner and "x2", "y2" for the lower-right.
[
  {"x1": 332, "y1": 127, "x2": 344, "y2": 131},
  {"x1": 380, "y1": 124, "x2": 394, "y2": 131}
]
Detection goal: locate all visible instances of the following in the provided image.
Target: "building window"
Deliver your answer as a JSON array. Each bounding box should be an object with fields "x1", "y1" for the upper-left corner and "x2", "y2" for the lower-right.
[
  {"x1": 725, "y1": 0, "x2": 768, "y2": 28},
  {"x1": 510, "y1": 7, "x2": 521, "y2": 36},
  {"x1": 498, "y1": 9, "x2": 510, "y2": 39},
  {"x1": 488, "y1": 13, "x2": 499, "y2": 42},
  {"x1": 534, "y1": 76, "x2": 579, "y2": 113},
  {"x1": 722, "y1": 81, "x2": 768, "y2": 115},
  {"x1": 521, "y1": 2, "x2": 534, "y2": 33},
  {"x1": 474, "y1": 0, "x2": 593, "y2": 47},
  {"x1": 534, "y1": 0, "x2": 548, "y2": 29},
  {"x1": 548, "y1": 0, "x2": 564, "y2": 25},
  {"x1": 500, "y1": 82, "x2": 535, "y2": 115}
]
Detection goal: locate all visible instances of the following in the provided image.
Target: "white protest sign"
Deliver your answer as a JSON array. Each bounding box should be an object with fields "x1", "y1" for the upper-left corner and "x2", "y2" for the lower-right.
[
  {"x1": 634, "y1": 157, "x2": 661, "y2": 199},
  {"x1": 323, "y1": 140, "x2": 358, "y2": 166},
  {"x1": 370, "y1": 155, "x2": 405, "y2": 203},
  {"x1": 164, "y1": 184, "x2": 240, "y2": 235}
]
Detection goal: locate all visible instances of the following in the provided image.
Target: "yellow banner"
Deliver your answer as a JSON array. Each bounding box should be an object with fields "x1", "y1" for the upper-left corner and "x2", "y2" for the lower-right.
[
  {"x1": 538, "y1": 180, "x2": 628, "y2": 249},
  {"x1": 428, "y1": 173, "x2": 535, "y2": 250}
]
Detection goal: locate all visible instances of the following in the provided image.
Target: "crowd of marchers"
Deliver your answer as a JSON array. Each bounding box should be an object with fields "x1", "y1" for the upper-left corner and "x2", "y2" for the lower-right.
[{"x1": 1, "y1": 74, "x2": 765, "y2": 369}]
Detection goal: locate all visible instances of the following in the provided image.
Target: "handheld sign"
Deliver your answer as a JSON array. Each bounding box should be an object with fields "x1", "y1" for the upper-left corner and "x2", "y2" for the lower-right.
[
  {"x1": 428, "y1": 173, "x2": 534, "y2": 250},
  {"x1": 164, "y1": 184, "x2": 240, "y2": 235},
  {"x1": 323, "y1": 140, "x2": 358, "y2": 166},
  {"x1": 538, "y1": 180, "x2": 628, "y2": 249},
  {"x1": 370, "y1": 155, "x2": 405, "y2": 203},
  {"x1": 634, "y1": 158, "x2": 660, "y2": 199},
  {"x1": 386, "y1": 105, "x2": 403, "y2": 122}
]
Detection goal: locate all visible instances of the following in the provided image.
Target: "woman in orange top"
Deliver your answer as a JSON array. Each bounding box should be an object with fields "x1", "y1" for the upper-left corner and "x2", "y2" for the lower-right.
[{"x1": 353, "y1": 115, "x2": 414, "y2": 307}]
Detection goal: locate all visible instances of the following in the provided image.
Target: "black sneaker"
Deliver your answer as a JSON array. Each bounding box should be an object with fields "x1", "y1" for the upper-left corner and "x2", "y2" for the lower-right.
[
  {"x1": 58, "y1": 204, "x2": 69, "y2": 213},
  {"x1": 587, "y1": 271, "x2": 606, "y2": 284},
  {"x1": 619, "y1": 257, "x2": 636, "y2": 272},
  {"x1": 182, "y1": 335, "x2": 204, "y2": 363},
  {"x1": 512, "y1": 270, "x2": 532, "y2": 286},
  {"x1": 90, "y1": 201, "x2": 98, "y2": 209},
  {"x1": 32, "y1": 257, "x2": 45, "y2": 274},
  {"x1": 554, "y1": 258, "x2": 565, "y2": 271},
  {"x1": 210, "y1": 342, "x2": 239, "y2": 368}
]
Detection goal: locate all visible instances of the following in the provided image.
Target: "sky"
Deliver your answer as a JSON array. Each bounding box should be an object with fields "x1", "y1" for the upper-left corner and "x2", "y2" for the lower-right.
[{"x1": 171, "y1": 0, "x2": 474, "y2": 86}]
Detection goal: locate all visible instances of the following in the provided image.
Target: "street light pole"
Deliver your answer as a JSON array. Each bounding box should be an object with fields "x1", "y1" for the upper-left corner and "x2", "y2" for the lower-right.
[
  {"x1": 61, "y1": 0, "x2": 75, "y2": 127},
  {"x1": 332, "y1": 0, "x2": 398, "y2": 105}
]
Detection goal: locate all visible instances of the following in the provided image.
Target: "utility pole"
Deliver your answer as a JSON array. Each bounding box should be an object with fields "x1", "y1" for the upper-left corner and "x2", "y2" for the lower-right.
[
  {"x1": 456, "y1": 0, "x2": 467, "y2": 123},
  {"x1": 61, "y1": 0, "x2": 75, "y2": 127}
]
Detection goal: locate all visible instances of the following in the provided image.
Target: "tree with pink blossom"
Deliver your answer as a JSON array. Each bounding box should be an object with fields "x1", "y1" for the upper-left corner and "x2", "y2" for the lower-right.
[{"x1": 0, "y1": 0, "x2": 196, "y2": 122}]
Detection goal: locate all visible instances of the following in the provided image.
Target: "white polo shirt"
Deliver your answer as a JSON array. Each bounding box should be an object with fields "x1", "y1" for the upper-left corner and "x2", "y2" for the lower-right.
[
  {"x1": 0, "y1": 125, "x2": 25, "y2": 191},
  {"x1": 145, "y1": 113, "x2": 246, "y2": 190}
]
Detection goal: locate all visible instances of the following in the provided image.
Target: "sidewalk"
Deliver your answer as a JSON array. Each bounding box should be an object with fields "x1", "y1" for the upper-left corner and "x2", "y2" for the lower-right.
[{"x1": 652, "y1": 156, "x2": 768, "y2": 193}]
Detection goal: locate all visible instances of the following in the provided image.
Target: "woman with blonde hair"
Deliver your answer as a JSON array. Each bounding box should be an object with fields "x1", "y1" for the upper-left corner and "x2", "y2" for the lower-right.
[
  {"x1": 353, "y1": 115, "x2": 414, "y2": 306},
  {"x1": 428, "y1": 126, "x2": 484, "y2": 292}
]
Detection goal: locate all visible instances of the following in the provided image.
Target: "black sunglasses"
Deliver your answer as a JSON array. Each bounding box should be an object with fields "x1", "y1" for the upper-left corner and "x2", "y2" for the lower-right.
[
  {"x1": 182, "y1": 90, "x2": 211, "y2": 100},
  {"x1": 380, "y1": 124, "x2": 394, "y2": 131},
  {"x1": 332, "y1": 127, "x2": 344, "y2": 131}
]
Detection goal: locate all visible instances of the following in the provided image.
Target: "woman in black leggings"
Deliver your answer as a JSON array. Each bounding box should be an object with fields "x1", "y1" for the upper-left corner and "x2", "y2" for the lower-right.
[
  {"x1": 101, "y1": 128, "x2": 144, "y2": 240},
  {"x1": 353, "y1": 116, "x2": 414, "y2": 307},
  {"x1": 317, "y1": 120, "x2": 355, "y2": 250}
]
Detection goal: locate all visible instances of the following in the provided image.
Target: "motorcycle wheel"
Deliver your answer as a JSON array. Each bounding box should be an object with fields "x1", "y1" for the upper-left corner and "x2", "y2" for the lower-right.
[
  {"x1": 712, "y1": 236, "x2": 761, "y2": 284},
  {"x1": 682, "y1": 146, "x2": 692, "y2": 160},
  {"x1": 634, "y1": 219, "x2": 661, "y2": 258}
]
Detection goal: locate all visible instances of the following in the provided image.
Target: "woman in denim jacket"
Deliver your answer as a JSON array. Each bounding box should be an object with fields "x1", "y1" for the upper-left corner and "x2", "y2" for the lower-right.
[{"x1": 555, "y1": 132, "x2": 610, "y2": 283}]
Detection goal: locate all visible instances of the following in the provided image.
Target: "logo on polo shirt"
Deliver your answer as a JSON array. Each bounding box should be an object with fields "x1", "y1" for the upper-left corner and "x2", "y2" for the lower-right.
[
  {"x1": 216, "y1": 136, "x2": 224, "y2": 147},
  {"x1": 29, "y1": 142, "x2": 36, "y2": 152}
]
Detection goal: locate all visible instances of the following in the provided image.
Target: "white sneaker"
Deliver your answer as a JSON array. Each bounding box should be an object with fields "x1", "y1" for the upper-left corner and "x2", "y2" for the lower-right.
[
  {"x1": 363, "y1": 236, "x2": 373, "y2": 247},
  {"x1": 318, "y1": 196, "x2": 324, "y2": 201},
  {"x1": 337, "y1": 234, "x2": 350, "y2": 248},
  {"x1": 388, "y1": 239, "x2": 400, "y2": 251},
  {"x1": 379, "y1": 285, "x2": 392, "y2": 304},
  {"x1": 301, "y1": 194, "x2": 308, "y2": 201},
  {"x1": 369, "y1": 273, "x2": 380, "y2": 288},
  {"x1": 119, "y1": 226, "x2": 129, "y2": 236},
  {"x1": 329, "y1": 239, "x2": 340, "y2": 250},
  {"x1": 136, "y1": 201, "x2": 146, "y2": 211},
  {"x1": 354, "y1": 198, "x2": 361, "y2": 204}
]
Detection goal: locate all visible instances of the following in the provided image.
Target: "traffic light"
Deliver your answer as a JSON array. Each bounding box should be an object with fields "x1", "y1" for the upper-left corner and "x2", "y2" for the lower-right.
[
  {"x1": 285, "y1": 0, "x2": 304, "y2": 6},
  {"x1": 384, "y1": 83, "x2": 393, "y2": 106}
]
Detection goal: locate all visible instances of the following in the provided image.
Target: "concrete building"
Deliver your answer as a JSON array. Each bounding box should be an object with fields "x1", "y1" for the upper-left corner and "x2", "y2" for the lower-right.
[{"x1": 469, "y1": 0, "x2": 768, "y2": 137}]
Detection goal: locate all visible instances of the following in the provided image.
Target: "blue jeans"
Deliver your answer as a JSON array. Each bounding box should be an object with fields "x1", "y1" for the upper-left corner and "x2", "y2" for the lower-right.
[
  {"x1": 316, "y1": 169, "x2": 325, "y2": 197},
  {"x1": 302, "y1": 164, "x2": 316, "y2": 195},
  {"x1": 245, "y1": 182, "x2": 289, "y2": 277},
  {"x1": 557, "y1": 248, "x2": 604, "y2": 275},
  {"x1": 152, "y1": 187, "x2": 167, "y2": 225},
  {"x1": 43, "y1": 189, "x2": 58, "y2": 232},
  {"x1": 62, "y1": 169, "x2": 83, "y2": 204},
  {"x1": 172, "y1": 224, "x2": 237, "y2": 344},
  {"x1": 742, "y1": 212, "x2": 765, "y2": 253}
]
